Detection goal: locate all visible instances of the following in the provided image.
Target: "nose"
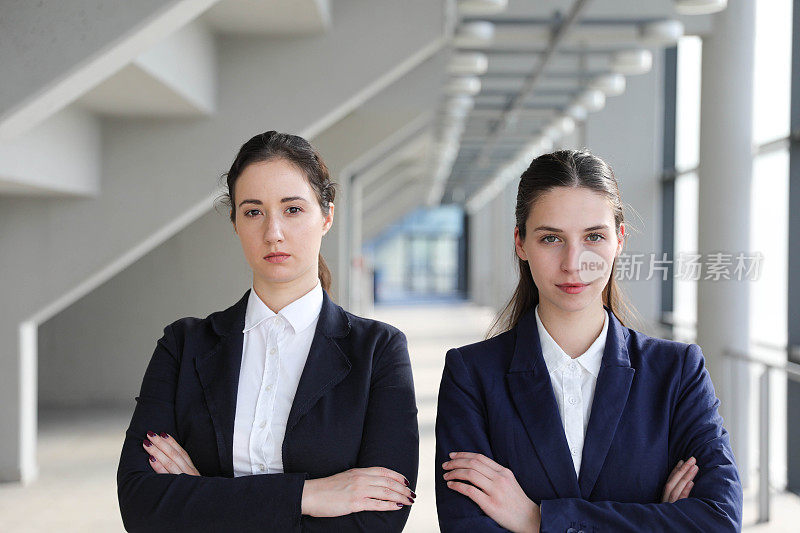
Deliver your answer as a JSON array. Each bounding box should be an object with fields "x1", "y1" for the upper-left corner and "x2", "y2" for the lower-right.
[
  {"x1": 262, "y1": 214, "x2": 284, "y2": 244},
  {"x1": 561, "y1": 242, "x2": 582, "y2": 273}
]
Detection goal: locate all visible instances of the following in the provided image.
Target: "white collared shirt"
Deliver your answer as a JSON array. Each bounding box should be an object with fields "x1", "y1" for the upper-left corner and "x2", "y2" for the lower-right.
[
  {"x1": 232, "y1": 282, "x2": 323, "y2": 477},
  {"x1": 534, "y1": 305, "x2": 609, "y2": 477}
]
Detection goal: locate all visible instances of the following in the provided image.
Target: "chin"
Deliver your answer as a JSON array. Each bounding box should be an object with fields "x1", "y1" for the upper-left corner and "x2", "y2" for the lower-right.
[
  {"x1": 255, "y1": 270, "x2": 299, "y2": 285},
  {"x1": 546, "y1": 291, "x2": 596, "y2": 313}
]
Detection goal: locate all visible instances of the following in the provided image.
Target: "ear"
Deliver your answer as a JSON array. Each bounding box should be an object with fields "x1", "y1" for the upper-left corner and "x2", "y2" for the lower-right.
[
  {"x1": 615, "y1": 223, "x2": 625, "y2": 257},
  {"x1": 321, "y1": 202, "x2": 334, "y2": 236},
  {"x1": 514, "y1": 226, "x2": 528, "y2": 261}
]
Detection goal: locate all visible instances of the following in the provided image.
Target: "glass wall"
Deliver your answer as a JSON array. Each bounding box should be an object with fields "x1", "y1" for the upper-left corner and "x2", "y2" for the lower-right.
[{"x1": 368, "y1": 205, "x2": 465, "y2": 304}]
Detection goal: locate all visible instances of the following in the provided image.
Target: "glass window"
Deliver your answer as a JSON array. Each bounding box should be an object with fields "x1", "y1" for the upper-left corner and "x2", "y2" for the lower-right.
[{"x1": 753, "y1": 0, "x2": 793, "y2": 145}]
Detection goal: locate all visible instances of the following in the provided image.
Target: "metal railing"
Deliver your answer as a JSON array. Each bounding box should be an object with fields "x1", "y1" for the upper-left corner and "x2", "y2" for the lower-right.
[{"x1": 723, "y1": 346, "x2": 800, "y2": 524}]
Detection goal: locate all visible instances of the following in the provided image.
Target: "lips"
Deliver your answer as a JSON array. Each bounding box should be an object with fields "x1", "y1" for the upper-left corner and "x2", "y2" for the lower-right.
[
  {"x1": 556, "y1": 282, "x2": 589, "y2": 294},
  {"x1": 264, "y1": 252, "x2": 290, "y2": 264}
]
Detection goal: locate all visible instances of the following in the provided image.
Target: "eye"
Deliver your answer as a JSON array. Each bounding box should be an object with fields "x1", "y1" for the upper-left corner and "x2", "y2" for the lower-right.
[
  {"x1": 244, "y1": 209, "x2": 261, "y2": 217},
  {"x1": 285, "y1": 206, "x2": 303, "y2": 214},
  {"x1": 586, "y1": 233, "x2": 605, "y2": 242},
  {"x1": 541, "y1": 235, "x2": 561, "y2": 244}
]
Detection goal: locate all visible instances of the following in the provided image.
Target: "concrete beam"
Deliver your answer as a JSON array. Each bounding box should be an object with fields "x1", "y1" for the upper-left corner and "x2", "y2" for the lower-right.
[
  {"x1": 202, "y1": 0, "x2": 331, "y2": 35},
  {"x1": 0, "y1": 0, "x2": 219, "y2": 140},
  {"x1": 362, "y1": 177, "x2": 428, "y2": 243},
  {"x1": 78, "y1": 21, "x2": 217, "y2": 116},
  {"x1": 0, "y1": 107, "x2": 100, "y2": 196}
]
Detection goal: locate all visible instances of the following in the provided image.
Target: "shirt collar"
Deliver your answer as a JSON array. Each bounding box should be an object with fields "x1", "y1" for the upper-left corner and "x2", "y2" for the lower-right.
[
  {"x1": 534, "y1": 305, "x2": 609, "y2": 378},
  {"x1": 243, "y1": 281, "x2": 323, "y2": 334}
]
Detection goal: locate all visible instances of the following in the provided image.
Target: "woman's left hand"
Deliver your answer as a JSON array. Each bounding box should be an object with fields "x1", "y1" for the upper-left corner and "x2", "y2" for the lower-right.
[
  {"x1": 443, "y1": 451, "x2": 539, "y2": 533},
  {"x1": 142, "y1": 431, "x2": 201, "y2": 476}
]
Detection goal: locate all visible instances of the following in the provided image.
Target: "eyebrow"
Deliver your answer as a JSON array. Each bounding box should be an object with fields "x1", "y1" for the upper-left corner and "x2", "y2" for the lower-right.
[
  {"x1": 238, "y1": 196, "x2": 309, "y2": 207},
  {"x1": 533, "y1": 224, "x2": 610, "y2": 232}
]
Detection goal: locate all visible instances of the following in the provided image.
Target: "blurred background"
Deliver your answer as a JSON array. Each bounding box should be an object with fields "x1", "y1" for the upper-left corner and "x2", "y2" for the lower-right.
[{"x1": 0, "y1": 0, "x2": 798, "y2": 530}]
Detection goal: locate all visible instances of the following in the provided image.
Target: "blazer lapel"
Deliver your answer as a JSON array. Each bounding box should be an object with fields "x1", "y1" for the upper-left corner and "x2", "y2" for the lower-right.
[
  {"x1": 285, "y1": 290, "x2": 352, "y2": 434},
  {"x1": 194, "y1": 290, "x2": 249, "y2": 477},
  {"x1": 577, "y1": 309, "x2": 635, "y2": 498},
  {"x1": 506, "y1": 308, "x2": 581, "y2": 499}
]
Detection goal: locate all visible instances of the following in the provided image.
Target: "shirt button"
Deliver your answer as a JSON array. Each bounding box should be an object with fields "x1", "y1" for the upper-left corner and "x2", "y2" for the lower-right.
[
  {"x1": 259, "y1": 420, "x2": 266, "y2": 429},
  {"x1": 265, "y1": 384, "x2": 272, "y2": 392},
  {"x1": 568, "y1": 396, "x2": 578, "y2": 405},
  {"x1": 269, "y1": 348, "x2": 277, "y2": 355},
  {"x1": 569, "y1": 361, "x2": 578, "y2": 372},
  {"x1": 258, "y1": 463, "x2": 265, "y2": 471},
  {"x1": 571, "y1": 448, "x2": 579, "y2": 456}
]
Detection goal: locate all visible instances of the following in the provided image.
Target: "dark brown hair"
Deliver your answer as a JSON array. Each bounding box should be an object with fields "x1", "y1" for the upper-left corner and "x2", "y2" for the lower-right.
[
  {"x1": 217, "y1": 131, "x2": 336, "y2": 293},
  {"x1": 488, "y1": 149, "x2": 636, "y2": 336}
]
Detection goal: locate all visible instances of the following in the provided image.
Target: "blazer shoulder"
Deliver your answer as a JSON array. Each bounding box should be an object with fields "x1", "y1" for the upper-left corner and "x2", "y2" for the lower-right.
[
  {"x1": 342, "y1": 309, "x2": 404, "y2": 343},
  {"x1": 625, "y1": 327, "x2": 703, "y2": 373},
  {"x1": 157, "y1": 295, "x2": 246, "y2": 356},
  {"x1": 448, "y1": 328, "x2": 515, "y2": 369}
]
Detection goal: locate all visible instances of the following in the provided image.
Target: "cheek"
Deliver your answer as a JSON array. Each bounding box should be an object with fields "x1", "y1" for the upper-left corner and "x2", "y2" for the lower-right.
[{"x1": 526, "y1": 247, "x2": 559, "y2": 278}]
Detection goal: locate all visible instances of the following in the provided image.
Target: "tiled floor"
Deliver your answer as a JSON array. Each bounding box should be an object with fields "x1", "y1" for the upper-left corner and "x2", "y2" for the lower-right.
[{"x1": 0, "y1": 301, "x2": 798, "y2": 531}]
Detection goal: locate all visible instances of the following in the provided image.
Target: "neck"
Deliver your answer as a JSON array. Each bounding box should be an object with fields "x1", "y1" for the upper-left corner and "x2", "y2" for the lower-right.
[
  {"x1": 253, "y1": 273, "x2": 319, "y2": 313},
  {"x1": 537, "y1": 299, "x2": 606, "y2": 358}
]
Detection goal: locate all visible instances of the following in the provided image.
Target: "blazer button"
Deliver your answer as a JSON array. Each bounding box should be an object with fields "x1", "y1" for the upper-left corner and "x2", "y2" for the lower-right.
[{"x1": 566, "y1": 528, "x2": 577, "y2": 533}]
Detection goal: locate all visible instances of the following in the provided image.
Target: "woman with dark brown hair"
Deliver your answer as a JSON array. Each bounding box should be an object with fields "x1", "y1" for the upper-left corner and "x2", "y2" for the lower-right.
[
  {"x1": 117, "y1": 131, "x2": 418, "y2": 532},
  {"x1": 435, "y1": 150, "x2": 742, "y2": 532}
]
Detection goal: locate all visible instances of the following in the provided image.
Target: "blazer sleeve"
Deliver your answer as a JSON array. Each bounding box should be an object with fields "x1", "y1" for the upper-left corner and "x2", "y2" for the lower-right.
[
  {"x1": 302, "y1": 329, "x2": 420, "y2": 532},
  {"x1": 539, "y1": 343, "x2": 743, "y2": 533},
  {"x1": 117, "y1": 323, "x2": 308, "y2": 533},
  {"x1": 435, "y1": 347, "x2": 508, "y2": 532}
]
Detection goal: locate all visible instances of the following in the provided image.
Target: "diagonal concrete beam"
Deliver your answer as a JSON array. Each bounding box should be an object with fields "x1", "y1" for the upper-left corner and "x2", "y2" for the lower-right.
[{"x1": 0, "y1": 0, "x2": 220, "y2": 140}]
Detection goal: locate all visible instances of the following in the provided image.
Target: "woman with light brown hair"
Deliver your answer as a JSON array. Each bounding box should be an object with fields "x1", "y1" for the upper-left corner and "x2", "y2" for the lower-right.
[{"x1": 435, "y1": 149, "x2": 742, "y2": 532}]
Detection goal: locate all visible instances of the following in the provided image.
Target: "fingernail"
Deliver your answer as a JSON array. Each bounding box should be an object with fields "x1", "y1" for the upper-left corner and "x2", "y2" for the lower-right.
[
  {"x1": 449, "y1": 452, "x2": 455, "y2": 458},
  {"x1": 149, "y1": 455, "x2": 156, "y2": 462},
  {"x1": 396, "y1": 503, "x2": 404, "y2": 508},
  {"x1": 442, "y1": 462, "x2": 448, "y2": 468},
  {"x1": 143, "y1": 439, "x2": 152, "y2": 447},
  {"x1": 688, "y1": 457, "x2": 696, "y2": 465},
  {"x1": 160, "y1": 432, "x2": 169, "y2": 439},
  {"x1": 410, "y1": 491, "x2": 416, "y2": 498},
  {"x1": 403, "y1": 477, "x2": 409, "y2": 487},
  {"x1": 678, "y1": 460, "x2": 684, "y2": 467},
  {"x1": 147, "y1": 431, "x2": 157, "y2": 438}
]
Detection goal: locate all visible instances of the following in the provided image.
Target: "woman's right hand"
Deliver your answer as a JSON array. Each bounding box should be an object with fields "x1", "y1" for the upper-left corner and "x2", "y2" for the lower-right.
[
  {"x1": 661, "y1": 456, "x2": 698, "y2": 503},
  {"x1": 301, "y1": 467, "x2": 415, "y2": 517}
]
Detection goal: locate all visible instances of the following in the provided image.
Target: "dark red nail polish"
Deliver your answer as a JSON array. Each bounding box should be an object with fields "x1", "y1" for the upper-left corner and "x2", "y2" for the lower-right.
[
  {"x1": 143, "y1": 439, "x2": 152, "y2": 447},
  {"x1": 403, "y1": 477, "x2": 409, "y2": 487},
  {"x1": 147, "y1": 431, "x2": 157, "y2": 438},
  {"x1": 410, "y1": 491, "x2": 416, "y2": 498},
  {"x1": 160, "y1": 432, "x2": 169, "y2": 439},
  {"x1": 396, "y1": 503, "x2": 403, "y2": 507},
  {"x1": 149, "y1": 455, "x2": 156, "y2": 462}
]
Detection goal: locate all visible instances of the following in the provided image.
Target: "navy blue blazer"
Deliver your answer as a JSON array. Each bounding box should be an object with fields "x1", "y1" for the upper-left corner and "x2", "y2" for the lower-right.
[
  {"x1": 117, "y1": 289, "x2": 418, "y2": 532},
  {"x1": 435, "y1": 306, "x2": 742, "y2": 532}
]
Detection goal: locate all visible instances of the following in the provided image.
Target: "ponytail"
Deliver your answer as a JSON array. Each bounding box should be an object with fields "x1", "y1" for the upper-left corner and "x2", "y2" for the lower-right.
[{"x1": 318, "y1": 253, "x2": 332, "y2": 293}]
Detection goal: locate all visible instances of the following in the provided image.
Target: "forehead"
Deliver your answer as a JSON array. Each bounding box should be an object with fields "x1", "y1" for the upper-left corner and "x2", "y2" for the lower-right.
[
  {"x1": 236, "y1": 159, "x2": 312, "y2": 198},
  {"x1": 528, "y1": 186, "x2": 614, "y2": 228}
]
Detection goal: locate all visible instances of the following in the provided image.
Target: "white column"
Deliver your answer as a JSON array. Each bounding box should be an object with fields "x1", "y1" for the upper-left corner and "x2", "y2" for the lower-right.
[{"x1": 696, "y1": 0, "x2": 756, "y2": 486}]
